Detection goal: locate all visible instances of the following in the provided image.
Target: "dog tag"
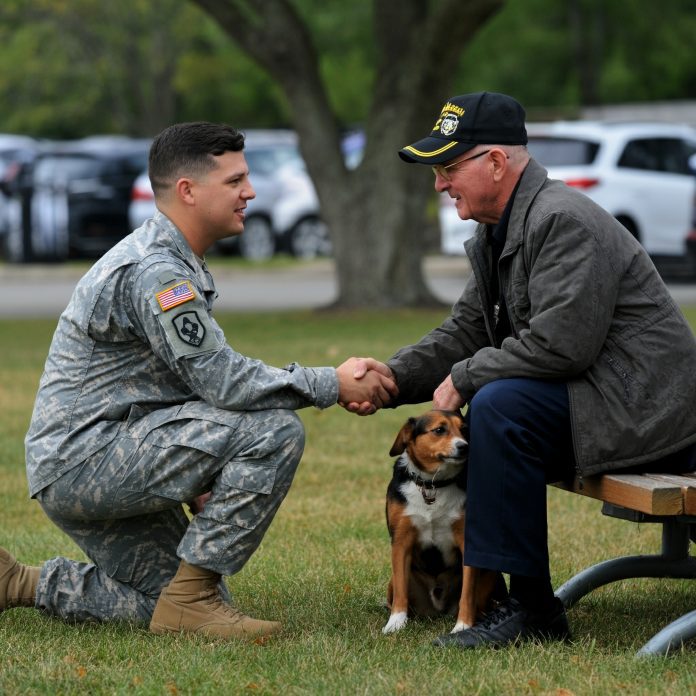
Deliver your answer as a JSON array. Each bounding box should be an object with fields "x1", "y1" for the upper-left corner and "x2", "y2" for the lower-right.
[{"x1": 421, "y1": 486, "x2": 437, "y2": 505}]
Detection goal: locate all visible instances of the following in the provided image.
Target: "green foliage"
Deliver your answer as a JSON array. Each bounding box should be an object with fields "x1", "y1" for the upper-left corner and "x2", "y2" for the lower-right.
[
  {"x1": 1, "y1": 306, "x2": 696, "y2": 693},
  {"x1": 297, "y1": 0, "x2": 374, "y2": 124},
  {"x1": 456, "y1": 0, "x2": 696, "y2": 112},
  {"x1": 173, "y1": 17, "x2": 291, "y2": 129},
  {"x1": 1, "y1": 0, "x2": 694, "y2": 138}
]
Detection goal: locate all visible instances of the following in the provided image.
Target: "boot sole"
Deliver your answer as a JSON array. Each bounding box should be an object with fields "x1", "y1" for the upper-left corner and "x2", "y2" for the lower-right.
[{"x1": 149, "y1": 619, "x2": 281, "y2": 639}]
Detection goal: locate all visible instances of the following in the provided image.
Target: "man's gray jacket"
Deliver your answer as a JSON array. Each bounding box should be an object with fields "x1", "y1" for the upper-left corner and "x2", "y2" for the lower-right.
[{"x1": 388, "y1": 159, "x2": 696, "y2": 476}]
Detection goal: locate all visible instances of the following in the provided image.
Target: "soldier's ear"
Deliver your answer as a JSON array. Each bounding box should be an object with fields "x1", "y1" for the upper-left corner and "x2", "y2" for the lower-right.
[{"x1": 175, "y1": 177, "x2": 196, "y2": 205}]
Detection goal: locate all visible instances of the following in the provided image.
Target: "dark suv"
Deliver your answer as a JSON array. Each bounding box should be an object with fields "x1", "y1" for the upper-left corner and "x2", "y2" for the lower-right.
[{"x1": 4, "y1": 137, "x2": 149, "y2": 262}]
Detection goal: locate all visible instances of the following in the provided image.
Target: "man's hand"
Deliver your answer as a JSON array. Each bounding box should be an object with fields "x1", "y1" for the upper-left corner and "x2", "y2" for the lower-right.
[
  {"x1": 336, "y1": 357, "x2": 398, "y2": 416},
  {"x1": 432, "y1": 374, "x2": 464, "y2": 411}
]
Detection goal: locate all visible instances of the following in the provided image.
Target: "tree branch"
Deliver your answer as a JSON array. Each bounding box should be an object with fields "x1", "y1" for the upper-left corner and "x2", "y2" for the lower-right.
[{"x1": 191, "y1": 0, "x2": 346, "y2": 196}]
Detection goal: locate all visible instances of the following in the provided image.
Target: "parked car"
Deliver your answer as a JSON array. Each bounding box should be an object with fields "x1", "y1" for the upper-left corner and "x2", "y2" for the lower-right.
[
  {"x1": 440, "y1": 121, "x2": 696, "y2": 273},
  {"x1": 0, "y1": 134, "x2": 38, "y2": 253},
  {"x1": 240, "y1": 130, "x2": 326, "y2": 259},
  {"x1": 270, "y1": 172, "x2": 331, "y2": 259},
  {"x1": 687, "y1": 154, "x2": 696, "y2": 274},
  {"x1": 4, "y1": 136, "x2": 150, "y2": 262}
]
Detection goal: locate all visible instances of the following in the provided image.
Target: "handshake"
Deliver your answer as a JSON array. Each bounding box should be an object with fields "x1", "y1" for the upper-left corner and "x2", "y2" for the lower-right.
[
  {"x1": 335, "y1": 357, "x2": 465, "y2": 416},
  {"x1": 336, "y1": 357, "x2": 396, "y2": 416}
]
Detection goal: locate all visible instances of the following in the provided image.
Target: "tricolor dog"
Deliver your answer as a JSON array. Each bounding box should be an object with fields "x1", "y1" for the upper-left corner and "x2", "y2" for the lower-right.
[{"x1": 383, "y1": 410, "x2": 507, "y2": 634}]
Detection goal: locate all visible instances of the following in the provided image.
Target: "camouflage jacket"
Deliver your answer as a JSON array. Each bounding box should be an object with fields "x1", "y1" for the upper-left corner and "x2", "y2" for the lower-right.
[{"x1": 25, "y1": 211, "x2": 338, "y2": 496}]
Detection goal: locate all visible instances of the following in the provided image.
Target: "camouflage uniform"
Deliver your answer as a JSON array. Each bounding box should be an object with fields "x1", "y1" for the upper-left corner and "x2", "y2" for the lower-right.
[{"x1": 25, "y1": 211, "x2": 338, "y2": 623}]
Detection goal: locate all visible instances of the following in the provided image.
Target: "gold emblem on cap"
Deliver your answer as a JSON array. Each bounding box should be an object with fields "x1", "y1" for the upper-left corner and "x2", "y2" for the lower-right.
[
  {"x1": 440, "y1": 114, "x2": 459, "y2": 136},
  {"x1": 432, "y1": 103, "x2": 465, "y2": 132}
]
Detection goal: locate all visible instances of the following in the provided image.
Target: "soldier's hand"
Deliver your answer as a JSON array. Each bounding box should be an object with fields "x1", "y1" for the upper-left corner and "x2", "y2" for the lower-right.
[{"x1": 336, "y1": 357, "x2": 398, "y2": 415}]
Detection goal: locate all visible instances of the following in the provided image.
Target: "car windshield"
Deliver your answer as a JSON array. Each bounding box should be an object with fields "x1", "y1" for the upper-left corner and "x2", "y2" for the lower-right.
[{"x1": 527, "y1": 137, "x2": 600, "y2": 166}]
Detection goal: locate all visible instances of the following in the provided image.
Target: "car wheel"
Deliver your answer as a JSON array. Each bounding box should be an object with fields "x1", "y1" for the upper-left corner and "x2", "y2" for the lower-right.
[
  {"x1": 615, "y1": 215, "x2": 639, "y2": 241},
  {"x1": 289, "y1": 216, "x2": 332, "y2": 259},
  {"x1": 238, "y1": 215, "x2": 275, "y2": 260}
]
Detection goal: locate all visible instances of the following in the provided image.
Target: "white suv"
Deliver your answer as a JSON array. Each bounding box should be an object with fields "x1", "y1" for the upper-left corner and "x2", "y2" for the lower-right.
[{"x1": 441, "y1": 121, "x2": 696, "y2": 273}]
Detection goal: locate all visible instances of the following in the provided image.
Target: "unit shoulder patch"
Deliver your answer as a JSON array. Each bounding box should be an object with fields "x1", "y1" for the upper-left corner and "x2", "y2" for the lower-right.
[
  {"x1": 172, "y1": 310, "x2": 206, "y2": 347},
  {"x1": 156, "y1": 280, "x2": 196, "y2": 311}
]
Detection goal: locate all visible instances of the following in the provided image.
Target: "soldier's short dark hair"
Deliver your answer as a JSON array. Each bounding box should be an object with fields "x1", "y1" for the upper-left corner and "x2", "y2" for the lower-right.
[{"x1": 148, "y1": 122, "x2": 245, "y2": 197}]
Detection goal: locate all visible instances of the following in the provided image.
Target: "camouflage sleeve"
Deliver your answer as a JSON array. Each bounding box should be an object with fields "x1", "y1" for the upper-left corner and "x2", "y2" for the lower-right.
[{"x1": 129, "y1": 263, "x2": 339, "y2": 411}]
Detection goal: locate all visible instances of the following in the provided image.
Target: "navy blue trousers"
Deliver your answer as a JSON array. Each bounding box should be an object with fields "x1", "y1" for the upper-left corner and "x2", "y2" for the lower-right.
[
  {"x1": 463, "y1": 378, "x2": 695, "y2": 579},
  {"x1": 463, "y1": 378, "x2": 574, "y2": 578}
]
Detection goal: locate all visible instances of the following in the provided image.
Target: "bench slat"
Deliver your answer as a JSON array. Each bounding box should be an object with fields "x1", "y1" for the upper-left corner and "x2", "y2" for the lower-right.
[
  {"x1": 681, "y1": 473, "x2": 696, "y2": 515},
  {"x1": 553, "y1": 474, "x2": 684, "y2": 515},
  {"x1": 642, "y1": 474, "x2": 696, "y2": 515}
]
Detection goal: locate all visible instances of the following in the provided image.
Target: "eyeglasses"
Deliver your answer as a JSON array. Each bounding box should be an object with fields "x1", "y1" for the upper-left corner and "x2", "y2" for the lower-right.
[{"x1": 431, "y1": 149, "x2": 491, "y2": 181}]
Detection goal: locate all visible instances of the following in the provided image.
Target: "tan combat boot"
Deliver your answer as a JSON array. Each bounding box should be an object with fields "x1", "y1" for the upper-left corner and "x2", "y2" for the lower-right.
[
  {"x1": 149, "y1": 560, "x2": 281, "y2": 639},
  {"x1": 0, "y1": 547, "x2": 40, "y2": 610}
]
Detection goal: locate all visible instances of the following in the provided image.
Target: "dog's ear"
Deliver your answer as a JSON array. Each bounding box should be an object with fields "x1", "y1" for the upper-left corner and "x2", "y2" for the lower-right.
[{"x1": 389, "y1": 418, "x2": 415, "y2": 456}]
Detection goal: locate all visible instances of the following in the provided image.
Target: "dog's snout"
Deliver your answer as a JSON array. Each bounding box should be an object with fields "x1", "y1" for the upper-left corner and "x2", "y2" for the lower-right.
[{"x1": 454, "y1": 439, "x2": 468, "y2": 456}]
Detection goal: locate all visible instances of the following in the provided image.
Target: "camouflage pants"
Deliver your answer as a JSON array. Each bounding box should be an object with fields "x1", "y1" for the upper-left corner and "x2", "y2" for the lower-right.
[{"x1": 34, "y1": 403, "x2": 305, "y2": 624}]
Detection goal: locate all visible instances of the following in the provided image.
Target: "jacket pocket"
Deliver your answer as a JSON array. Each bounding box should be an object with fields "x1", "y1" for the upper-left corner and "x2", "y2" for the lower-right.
[{"x1": 507, "y1": 277, "x2": 531, "y2": 325}]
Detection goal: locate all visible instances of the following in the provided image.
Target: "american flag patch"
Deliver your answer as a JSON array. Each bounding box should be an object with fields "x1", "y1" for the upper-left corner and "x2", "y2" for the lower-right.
[{"x1": 156, "y1": 281, "x2": 196, "y2": 312}]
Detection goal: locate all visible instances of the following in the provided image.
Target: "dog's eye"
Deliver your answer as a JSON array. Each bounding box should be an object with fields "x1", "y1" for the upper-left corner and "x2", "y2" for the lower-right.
[{"x1": 433, "y1": 426, "x2": 447, "y2": 435}]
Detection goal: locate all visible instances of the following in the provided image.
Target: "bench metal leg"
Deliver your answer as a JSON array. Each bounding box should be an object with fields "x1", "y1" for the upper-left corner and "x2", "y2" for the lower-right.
[
  {"x1": 636, "y1": 609, "x2": 696, "y2": 657},
  {"x1": 554, "y1": 519, "x2": 696, "y2": 656},
  {"x1": 555, "y1": 555, "x2": 696, "y2": 607}
]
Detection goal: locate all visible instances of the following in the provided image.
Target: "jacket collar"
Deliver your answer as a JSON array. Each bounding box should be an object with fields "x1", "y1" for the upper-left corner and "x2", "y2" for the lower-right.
[
  {"x1": 505, "y1": 158, "x2": 549, "y2": 249},
  {"x1": 153, "y1": 210, "x2": 217, "y2": 297}
]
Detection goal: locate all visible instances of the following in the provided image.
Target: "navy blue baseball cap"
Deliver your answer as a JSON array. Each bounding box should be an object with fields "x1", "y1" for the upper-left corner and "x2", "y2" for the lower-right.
[{"x1": 399, "y1": 91, "x2": 527, "y2": 164}]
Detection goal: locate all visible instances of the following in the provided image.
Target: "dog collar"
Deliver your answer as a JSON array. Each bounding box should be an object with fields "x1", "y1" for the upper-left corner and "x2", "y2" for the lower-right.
[{"x1": 407, "y1": 471, "x2": 461, "y2": 505}]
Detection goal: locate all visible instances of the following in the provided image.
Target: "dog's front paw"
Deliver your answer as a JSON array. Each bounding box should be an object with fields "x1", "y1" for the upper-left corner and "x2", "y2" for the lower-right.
[
  {"x1": 450, "y1": 620, "x2": 471, "y2": 633},
  {"x1": 382, "y1": 611, "x2": 408, "y2": 634}
]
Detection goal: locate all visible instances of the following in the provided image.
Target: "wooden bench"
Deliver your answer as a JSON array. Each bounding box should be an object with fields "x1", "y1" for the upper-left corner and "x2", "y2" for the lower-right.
[{"x1": 552, "y1": 473, "x2": 696, "y2": 656}]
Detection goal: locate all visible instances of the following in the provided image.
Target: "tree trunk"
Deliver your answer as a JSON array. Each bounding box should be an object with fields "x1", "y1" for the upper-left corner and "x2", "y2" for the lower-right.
[
  {"x1": 191, "y1": 0, "x2": 504, "y2": 307},
  {"x1": 567, "y1": 0, "x2": 605, "y2": 107}
]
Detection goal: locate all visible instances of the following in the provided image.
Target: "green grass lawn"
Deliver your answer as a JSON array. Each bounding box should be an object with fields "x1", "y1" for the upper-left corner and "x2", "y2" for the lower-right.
[{"x1": 1, "y1": 307, "x2": 695, "y2": 695}]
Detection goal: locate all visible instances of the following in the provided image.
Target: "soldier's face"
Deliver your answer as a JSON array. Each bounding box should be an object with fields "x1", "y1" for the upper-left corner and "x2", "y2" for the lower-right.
[{"x1": 193, "y1": 151, "x2": 256, "y2": 240}]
